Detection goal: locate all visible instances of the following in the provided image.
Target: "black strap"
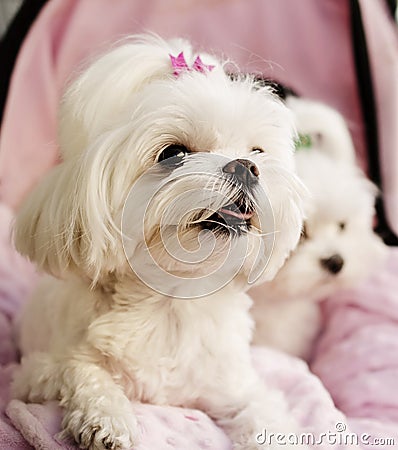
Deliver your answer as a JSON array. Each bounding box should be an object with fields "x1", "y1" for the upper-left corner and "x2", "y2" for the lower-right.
[
  {"x1": 384, "y1": 0, "x2": 397, "y2": 19},
  {"x1": 0, "y1": 0, "x2": 49, "y2": 128},
  {"x1": 350, "y1": 0, "x2": 398, "y2": 245}
]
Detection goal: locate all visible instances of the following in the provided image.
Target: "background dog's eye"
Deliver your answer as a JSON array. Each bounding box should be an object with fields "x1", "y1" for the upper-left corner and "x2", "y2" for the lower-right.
[
  {"x1": 313, "y1": 132, "x2": 323, "y2": 146},
  {"x1": 338, "y1": 221, "x2": 346, "y2": 231},
  {"x1": 251, "y1": 147, "x2": 264, "y2": 154},
  {"x1": 157, "y1": 144, "x2": 190, "y2": 162}
]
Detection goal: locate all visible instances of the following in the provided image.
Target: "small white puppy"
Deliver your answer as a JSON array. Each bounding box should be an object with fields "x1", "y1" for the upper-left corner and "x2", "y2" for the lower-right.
[
  {"x1": 250, "y1": 97, "x2": 387, "y2": 360},
  {"x1": 12, "y1": 35, "x2": 306, "y2": 449}
]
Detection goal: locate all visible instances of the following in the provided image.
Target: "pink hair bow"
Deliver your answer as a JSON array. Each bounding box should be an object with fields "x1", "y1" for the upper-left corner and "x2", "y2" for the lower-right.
[{"x1": 169, "y1": 52, "x2": 215, "y2": 77}]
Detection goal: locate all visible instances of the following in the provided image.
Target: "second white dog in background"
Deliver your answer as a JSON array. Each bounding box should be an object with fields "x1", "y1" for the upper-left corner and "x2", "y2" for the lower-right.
[{"x1": 250, "y1": 96, "x2": 387, "y2": 360}]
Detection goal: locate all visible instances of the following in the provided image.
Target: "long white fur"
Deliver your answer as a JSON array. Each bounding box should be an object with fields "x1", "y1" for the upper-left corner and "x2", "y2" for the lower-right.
[
  {"x1": 250, "y1": 98, "x2": 387, "y2": 360},
  {"x1": 13, "y1": 35, "x2": 307, "y2": 449}
]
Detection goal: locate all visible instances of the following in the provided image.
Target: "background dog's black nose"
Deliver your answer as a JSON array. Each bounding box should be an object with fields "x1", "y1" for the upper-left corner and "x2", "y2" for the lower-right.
[
  {"x1": 320, "y1": 254, "x2": 344, "y2": 274},
  {"x1": 222, "y1": 159, "x2": 259, "y2": 185}
]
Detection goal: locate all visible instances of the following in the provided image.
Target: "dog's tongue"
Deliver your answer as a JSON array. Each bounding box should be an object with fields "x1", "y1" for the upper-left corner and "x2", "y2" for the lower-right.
[{"x1": 219, "y1": 208, "x2": 254, "y2": 220}]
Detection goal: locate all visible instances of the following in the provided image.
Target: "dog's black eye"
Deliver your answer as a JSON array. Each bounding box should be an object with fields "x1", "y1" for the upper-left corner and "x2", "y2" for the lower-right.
[
  {"x1": 338, "y1": 221, "x2": 346, "y2": 231},
  {"x1": 251, "y1": 147, "x2": 264, "y2": 154},
  {"x1": 157, "y1": 144, "x2": 190, "y2": 162},
  {"x1": 301, "y1": 224, "x2": 309, "y2": 240}
]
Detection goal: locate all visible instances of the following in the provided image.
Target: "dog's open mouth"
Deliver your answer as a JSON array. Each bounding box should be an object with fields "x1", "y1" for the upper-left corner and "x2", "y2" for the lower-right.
[
  {"x1": 201, "y1": 199, "x2": 255, "y2": 235},
  {"x1": 218, "y1": 204, "x2": 254, "y2": 221}
]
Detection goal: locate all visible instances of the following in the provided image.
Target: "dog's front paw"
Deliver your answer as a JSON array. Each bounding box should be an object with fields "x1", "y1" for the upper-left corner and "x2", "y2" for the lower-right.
[{"x1": 62, "y1": 409, "x2": 138, "y2": 450}]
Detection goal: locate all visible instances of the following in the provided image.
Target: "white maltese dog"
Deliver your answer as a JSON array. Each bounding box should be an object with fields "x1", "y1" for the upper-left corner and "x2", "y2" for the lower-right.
[
  {"x1": 12, "y1": 35, "x2": 307, "y2": 449},
  {"x1": 250, "y1": 96, "x2": 387, "y2": 360}
]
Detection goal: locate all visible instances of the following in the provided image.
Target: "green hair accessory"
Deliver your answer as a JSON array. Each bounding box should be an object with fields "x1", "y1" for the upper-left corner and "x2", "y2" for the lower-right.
[{"x1": 294, "y1": 133, "x2": 312, "y2": 151}]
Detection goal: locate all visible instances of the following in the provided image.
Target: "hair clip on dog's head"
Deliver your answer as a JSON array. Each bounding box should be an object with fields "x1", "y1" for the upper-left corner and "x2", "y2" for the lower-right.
[
  {"x1": 170, "y1": 52, "x2": 215, "y2": 77},
  {"x1": 294, "y1": 133, "x2": 313, "y2": 151}
]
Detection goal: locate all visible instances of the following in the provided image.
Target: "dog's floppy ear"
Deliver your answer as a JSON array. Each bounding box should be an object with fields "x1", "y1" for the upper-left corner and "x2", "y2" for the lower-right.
[
  {"x1": 286, "y1": 96, "x2": 357, "y2": 165},
  {"x1": 13, "y1": 151, "x2": 126, "y2": 281}
]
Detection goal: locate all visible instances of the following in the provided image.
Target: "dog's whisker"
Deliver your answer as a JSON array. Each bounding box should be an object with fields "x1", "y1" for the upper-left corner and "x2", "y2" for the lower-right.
[
  {"x1": 246, "y1": 228, "x2": 280, "y2": 238},
  {"x1": 190, "y1": 218, "x2": 248, "y2": 235}
]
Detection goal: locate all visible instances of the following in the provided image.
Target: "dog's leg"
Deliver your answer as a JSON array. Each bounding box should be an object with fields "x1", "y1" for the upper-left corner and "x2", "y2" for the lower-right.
[
  {"x1": 12, "y1": 352, "x2": 61, "y2": 402},
  {"x1": 203, "y1": 380, "x2": 305, "y2": 450},
  {"x1": 13, "y1": 353, "x2": 138, "y2": 450},
  {"x1": 55, "y1": 358, "x2": 138, "y2": 450}
]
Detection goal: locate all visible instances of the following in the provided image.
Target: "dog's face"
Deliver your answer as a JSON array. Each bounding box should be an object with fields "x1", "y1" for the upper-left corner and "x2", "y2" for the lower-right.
[
  {"x1": 266, "y1": 150, "x2": 387, "y2": 299},
  {"x1": 14, "y1": 36, "x2": 306, "y2": 297},
  {"x1": 119, "y1": 72, "x2": 307, "y2": 296}
]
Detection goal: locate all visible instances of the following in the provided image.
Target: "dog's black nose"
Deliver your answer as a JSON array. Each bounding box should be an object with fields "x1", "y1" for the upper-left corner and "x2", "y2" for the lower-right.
[
  {"x1": 222, "y1": 159, "x2": 259, "y2": 185},
  {"x1": 320, "y1": 254, "x2": 344, "y2": 274}
]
